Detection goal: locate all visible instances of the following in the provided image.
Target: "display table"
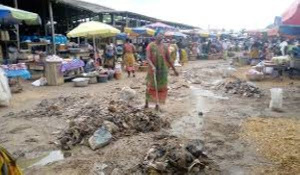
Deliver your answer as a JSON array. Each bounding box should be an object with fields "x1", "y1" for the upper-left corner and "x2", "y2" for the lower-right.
[{"x1": 1, "y1": 63, "x2": 31, "y2": 79}]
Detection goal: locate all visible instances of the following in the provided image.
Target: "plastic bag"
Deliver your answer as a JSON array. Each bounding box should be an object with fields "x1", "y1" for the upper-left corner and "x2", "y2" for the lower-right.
[
  {"x1": 269, "y1": 88, "x2": 283, "y2": 112},
  {"x1": 32, "y1": 77, "x2": 47, "y2": 87},
  {"x1": 0, "y1": 68, "x2": 11, "y2": 106},
  {"x1": 246, "y1": 69, "x2": 264, "y2": 81}
]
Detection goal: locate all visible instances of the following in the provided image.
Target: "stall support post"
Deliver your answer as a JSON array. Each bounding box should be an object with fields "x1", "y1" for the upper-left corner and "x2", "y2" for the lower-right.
[
  {"x1": 111, "y1": 14, "x2": 116, "y2": 43},
  {"x1": 48, "y1": 0, "x2": 56, "y2": 55},
  {"x1": 125, "y1": 13, "x2": 129, "y2": 27},
  {"x1": 93, "y1": 36, "x2": 97, "y2": 61},
  {"x1": 14, "y1": 0, "x2": 20, "y2": 50}
]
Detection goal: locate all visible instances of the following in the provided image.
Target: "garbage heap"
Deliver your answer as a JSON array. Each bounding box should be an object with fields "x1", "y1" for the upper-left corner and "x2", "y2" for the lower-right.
[
  {"x1": 140, "y1": 139, "x2": 220, "y2": 175},
  {"x1": 221, "y1": 79, "x2": 262, "y2": 98},
  {"x1": 59, "y1": 100, "x2": 169, "y2": 150}
]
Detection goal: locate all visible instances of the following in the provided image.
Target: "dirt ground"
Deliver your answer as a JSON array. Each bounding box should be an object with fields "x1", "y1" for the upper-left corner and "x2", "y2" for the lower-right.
[{"x1": 1, "y1": 60, "x2": 299, "y2": 175}]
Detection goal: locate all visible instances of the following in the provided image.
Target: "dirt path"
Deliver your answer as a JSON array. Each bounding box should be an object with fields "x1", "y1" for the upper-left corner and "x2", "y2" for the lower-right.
[{"x1": 1, "y1": 60, "x2": 299, "y2": 175}]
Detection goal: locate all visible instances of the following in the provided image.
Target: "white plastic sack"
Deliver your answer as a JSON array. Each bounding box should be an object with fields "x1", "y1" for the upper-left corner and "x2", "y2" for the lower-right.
[
  {"x1": 32, "y1": 77, "x2": 47, "y2": 87},
  {"x1": 0, "y1": 68, "x2": 11, "y2": 106},
  {"x1": 120, "y1": 87, "x2": 136, "y2": 103},
  {"x1": 246, "y1": 69, "x2": 264, "y2": 81},
  {"x1": 269, "y1": 88, "x2": 283, "y2": 112}
]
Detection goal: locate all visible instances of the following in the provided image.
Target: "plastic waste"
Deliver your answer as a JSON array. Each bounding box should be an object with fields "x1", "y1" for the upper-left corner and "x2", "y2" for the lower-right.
[
  {"x1": 120, "y1": 87, "x2": 136, "y2": 102},
  {"x1": 269, "y1": 88, "x2": 283, "y2": 112},
  {"x1": 246, "y1": 69, "x2": 264, "y2": 81},
  {"x1": 0, "y1": 68, "x2": 11, "y2": 106},
  {"x1": 88, "y1": 126, "x2": 112, "y2": 150},
  {"x1": 32, "y1": 77, "x2": 47, "y2": 87}
]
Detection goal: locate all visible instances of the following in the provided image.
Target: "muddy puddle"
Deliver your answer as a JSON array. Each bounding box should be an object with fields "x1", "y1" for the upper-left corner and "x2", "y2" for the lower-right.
[
  {"x1": 170, "y1": 86, "x2": 228, "y2": 139},
  {"x1": 18, "y1": 150, "x2": 64, "y2": 169}
]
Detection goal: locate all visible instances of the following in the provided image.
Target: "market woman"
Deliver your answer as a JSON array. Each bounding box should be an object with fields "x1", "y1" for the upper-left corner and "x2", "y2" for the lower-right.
[
  {"x1": 145, "y1": 30, "x2": 179, "y2": 110},
  {"x1": 123, "y1": 39, "x2": 136, "y2": 77}
]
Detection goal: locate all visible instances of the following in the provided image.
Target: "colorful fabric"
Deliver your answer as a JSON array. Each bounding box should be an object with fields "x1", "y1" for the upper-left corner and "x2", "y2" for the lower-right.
[
  {"x1": 124, "y1": 53, "x2": 135, "y2": 72},
  {"x1": 146, "y1": 42, "x2": 169, "y2": 104},
  {"x1": 180, "y1": 49, "x2": 188, "y2": 65},
  {"x1": 124, "y1": 43, "x2": 136, "y2": 72},
  {"x1": 168, "y1": 44, "x2": 178, "y2": 64},
  {"x1": 1, "y1": 63, "x2": 31, "y2": 79},
  {"x1": 61, "y1": 59, "x2": 85, "y2": 73},
  {"x1": 4, "y1": 70, "x2": 31, "y2": 79},
  {"x1": 0, "y1": 146, "x2": 23, "y2": 175}
]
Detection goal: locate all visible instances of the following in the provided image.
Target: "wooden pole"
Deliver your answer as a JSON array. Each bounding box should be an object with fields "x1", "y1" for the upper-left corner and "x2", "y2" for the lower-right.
[
  {"x1": 93, "y1": 36, "x2": 97, "y2": 61},
  {"x1": 14, "y1": 0, "x2": 20, "y2": 50},
  {"x1": 48, "y1": 0, "x2": 56, "y2": 54},
  {"x1": 125, "y1": 13, "x2": 129, "y2": 27}
]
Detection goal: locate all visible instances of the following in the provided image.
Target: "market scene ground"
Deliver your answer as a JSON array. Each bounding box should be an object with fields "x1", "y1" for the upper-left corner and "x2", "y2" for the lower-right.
[
  {"x1": 1, "y1": 0, "x2": 300, "y2": 175},
  {"x1": 1, "y1": 59, "x2": 300, "y2": 175}
]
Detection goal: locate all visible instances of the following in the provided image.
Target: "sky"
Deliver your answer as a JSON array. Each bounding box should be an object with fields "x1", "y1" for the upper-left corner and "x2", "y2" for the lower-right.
[{"x1": 84, "y1": 0, "x2": 295, "y2": 30}]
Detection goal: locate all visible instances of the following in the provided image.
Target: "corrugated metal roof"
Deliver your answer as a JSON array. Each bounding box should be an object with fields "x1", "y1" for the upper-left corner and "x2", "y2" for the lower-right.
[{"x1": 55, "y1": 0, "x2": 115, "y2": 13}]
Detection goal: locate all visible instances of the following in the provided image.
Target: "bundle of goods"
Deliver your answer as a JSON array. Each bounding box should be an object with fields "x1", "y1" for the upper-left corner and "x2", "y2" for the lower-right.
[
  {"x1": 46, "y1": 55, "x2": 63, "y2": 62},
  {"x1": 114, "y1": 63, "x2": 122, "y2": 80},
  {"x1": 246, "y1": 69, "x2": 264, "y2": 81},
  {"x1": 271, "y1": 56, "x2": 291, "y2": 65},
  {"x1": 0, "y1": 68, "x2": 11, "y2": 106}
]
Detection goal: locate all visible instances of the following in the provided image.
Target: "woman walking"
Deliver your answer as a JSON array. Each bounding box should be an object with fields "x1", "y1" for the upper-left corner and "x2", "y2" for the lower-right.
[
  {"x1": 145, "y1": 30, "x2": 179, "y2": 110},
  {"x1": 123, "y1": 39, "x2": 136, "y2": 77}
]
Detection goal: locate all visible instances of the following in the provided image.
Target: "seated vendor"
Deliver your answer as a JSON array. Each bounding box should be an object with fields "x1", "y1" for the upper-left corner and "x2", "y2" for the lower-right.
[{"x1": 83, "y1": 54, "x2": 95, "y2": 73}]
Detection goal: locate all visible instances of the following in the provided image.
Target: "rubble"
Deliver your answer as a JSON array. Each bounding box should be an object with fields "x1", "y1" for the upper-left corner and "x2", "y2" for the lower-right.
[
  {"x1": 220, "y1": 79, "x2": 263, "y2": 97},
  {"x1": 140, "y1": 139, "x2": 220, "y2": 175}
]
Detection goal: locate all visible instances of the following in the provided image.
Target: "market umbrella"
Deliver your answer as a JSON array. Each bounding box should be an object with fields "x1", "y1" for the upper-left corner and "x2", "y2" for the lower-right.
[
  {"x1": 67, "y1": 21, "x2": 120, "y2": 60},
  {"x1": 165, "y1": 31, "x2": 187, "y2": 38},
  {"x1": 144, "y1": 22, "x2": 176, "y2": 31},
  {"x1": 116, "y1": 33, "x2": 128, "y2": 40},
  {"x1": 67, "y1": 21, "x2": 120, "y2": 38},
  {"x1": 124, "y1": 27, "x2": 155, "y2": 37},
  {"x1": 0, "y1": 4, "x2": 41, "y2": 25}
]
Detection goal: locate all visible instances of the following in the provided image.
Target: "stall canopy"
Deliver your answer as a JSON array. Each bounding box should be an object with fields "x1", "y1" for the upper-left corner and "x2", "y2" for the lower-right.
[
  {"x1": 67, "y1": 21, "x2": 120, "y2": 60},
  {"x1": 280, "y1": 0, "x2": 300, "y2": 36},
  {"x1": 165, "y1": 31, "x2": 187, "y2": 38},
  {"x1": 124, "y1": 27, "x2": 155, "y2": 37},
  {"x1": 282, "y1": 0, "x2": 300, "y2": 25},
  {"x1": 145, "y1": 22, "x2": 176, "y2": 31},
  {"x1": 0, "y1": 4, "x2": 41, "y2": 25},
  {"x1": 67, "y1": 21, "x2": 120, "y2": 38}
]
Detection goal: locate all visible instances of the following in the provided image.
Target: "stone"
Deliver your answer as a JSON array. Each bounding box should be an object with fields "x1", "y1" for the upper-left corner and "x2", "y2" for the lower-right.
[
  {"x1": 103, "y1": 120, "x2": 119, "y2": 134},
  {"x1": 88, "y1": 127, "x2": 112, "y2": 150}
]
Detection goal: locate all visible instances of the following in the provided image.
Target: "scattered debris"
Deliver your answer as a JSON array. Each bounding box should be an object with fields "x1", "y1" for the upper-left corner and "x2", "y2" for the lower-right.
[
  {"x1": 57, "y1": 100, "x2": 169, "y2": 150},
  {"x1": 140, "y1": 140, "x2": 220, "y2": 174},
  {"x1": 220, "y1": 79, "x2": 262, "y2": 97}
]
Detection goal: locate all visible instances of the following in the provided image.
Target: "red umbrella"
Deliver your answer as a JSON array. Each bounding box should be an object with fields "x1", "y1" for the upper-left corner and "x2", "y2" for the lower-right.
[{"x1": 282, "y1": 0, "x2": 300, "y2": 25}]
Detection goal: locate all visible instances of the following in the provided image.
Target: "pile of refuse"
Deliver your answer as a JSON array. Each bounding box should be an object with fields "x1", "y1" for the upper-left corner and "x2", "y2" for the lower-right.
[
  {"x1": 59, "y1": 100, "x2": 169, "y2": 150},
  {"x1": 139, "y1": 139, "x2": 219, "y2": 174},
  {"x1": 12, "y1": 96, "x2": 90, "y2": 119},
  {"x1": 220, "y1": 79, "x2": 262, "y2": 98}
]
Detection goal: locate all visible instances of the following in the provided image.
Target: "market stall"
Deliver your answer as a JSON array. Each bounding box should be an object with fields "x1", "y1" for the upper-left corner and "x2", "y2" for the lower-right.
[{"x1": 66, "y1": 21, "x2": 121, "y2": 85}]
